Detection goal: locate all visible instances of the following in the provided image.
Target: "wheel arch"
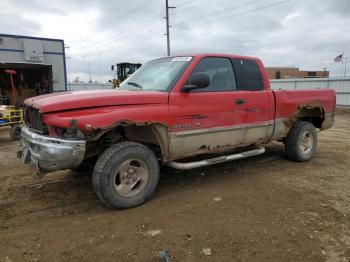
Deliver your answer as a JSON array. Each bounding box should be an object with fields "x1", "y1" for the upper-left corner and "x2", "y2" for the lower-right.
[
  {"x1": 121, "y1": 123, "x2": 170, "y2": 161},
  {"x1": 86, "y1": 121, "x2": 170, "y2": 162},
  {"x1": 274, "y1": 105, "x2": 327, "y2": 141},
  {"x1": 294, "y1": 105, "x2": 325, "y2": 129}
]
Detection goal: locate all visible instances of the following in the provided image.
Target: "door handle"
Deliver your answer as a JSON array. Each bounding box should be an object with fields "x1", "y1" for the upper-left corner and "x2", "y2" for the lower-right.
[{"x1": 235, "y1": 98, "x2": 245, "y2": 105}]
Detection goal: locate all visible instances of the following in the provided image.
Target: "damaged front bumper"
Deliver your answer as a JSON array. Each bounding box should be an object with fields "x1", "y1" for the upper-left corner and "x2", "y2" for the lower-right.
[{"x1": 19, "y1": 127, "x2": 86, "y2": 173}]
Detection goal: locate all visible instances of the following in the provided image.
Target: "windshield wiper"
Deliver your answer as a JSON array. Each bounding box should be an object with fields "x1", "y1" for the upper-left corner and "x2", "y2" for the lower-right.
[{"x1": 127, "y1": 82, "x2": 143, "y2": 89}]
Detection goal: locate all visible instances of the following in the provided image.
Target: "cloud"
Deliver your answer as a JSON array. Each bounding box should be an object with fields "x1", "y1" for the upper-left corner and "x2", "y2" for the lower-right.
[
  {"x1": 327, "y1": 0, "x2": 350, "y2": 16},
  {"x1": 1, "y1": 0, "x2": 350, "y2": 81}
]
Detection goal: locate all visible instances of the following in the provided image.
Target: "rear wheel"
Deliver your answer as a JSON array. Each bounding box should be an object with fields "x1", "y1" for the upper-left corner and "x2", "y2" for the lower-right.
[
  {"x1": 92, "y1": 142, "x2": 159, "y2": 209},
  {"x1": 284, "y1": 121, "x2": 317, "y2": 162},
  {"x1": 10, "y1": 125, "x2": 22, "y2": 140}
]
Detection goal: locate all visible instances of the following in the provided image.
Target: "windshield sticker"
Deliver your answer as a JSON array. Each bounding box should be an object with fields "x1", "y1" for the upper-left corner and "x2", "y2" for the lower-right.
[{"x1": 171, "y1": 57, "x2": 192, "y2": 62}]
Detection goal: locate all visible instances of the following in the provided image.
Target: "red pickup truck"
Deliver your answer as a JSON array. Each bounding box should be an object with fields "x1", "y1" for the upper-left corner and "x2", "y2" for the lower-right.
[{"x1": 20, "y1": 54, "x2": 335, "y2": 208}]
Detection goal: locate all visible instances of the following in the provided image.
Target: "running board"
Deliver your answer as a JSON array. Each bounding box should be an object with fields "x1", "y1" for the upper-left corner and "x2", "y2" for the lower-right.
[{"x1": 167, "y1": 147, "x2": 265, "y2": 170}]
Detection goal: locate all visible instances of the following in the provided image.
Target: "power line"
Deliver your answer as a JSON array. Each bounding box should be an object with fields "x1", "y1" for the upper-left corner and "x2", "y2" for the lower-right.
[
  {"x1": 172, "y1": 0, "x2": 264, "y2": 27},
  {"x1": 76, "y1": 2, "x2": 126, "y2": 32},
  {"x1": 70, "y1": 0, "x2": 154, "y2": 46},
  {"x1": 69, "y1": 0, "x2": 154, "y2": 46},
  {"x1": 175, "y1": 0, "x2": 199, "y2": 8},
  {"x1": 175, "y1": 0, "x2": 291, "y2": 29},
  {"x1": 69, "y1": 0, "x2": 153, "y2": 45},
  {"x1": 84, "y1": 0, "x2": 264, "y2": 53},
  {"x1": 78, "y1": 0, "x2": 178, "y2": 55},
  {"x1": 71, "y1": 0, "x2": 291, "y2": 59},
  {"x1": 82, "y1": 33, "x2": 165, "y2": 59},
  {"x1": 74, "y1": 0, "x2": 201, "y2": 54},
  {"x1": 68, "y1": 2, "x2": 127, "y2": 45},
  {"x1": 73, "y1": 12, "x2": 163, "y2": 52},
  {"x1": 173, "y1": 0, "x2": 220, "y2": 13},
  {"x1": 72, "y1": 0, "x2": 274, "y2": 56}
]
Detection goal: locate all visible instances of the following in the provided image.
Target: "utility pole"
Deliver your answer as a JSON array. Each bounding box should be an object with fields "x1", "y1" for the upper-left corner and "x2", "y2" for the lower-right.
[
  {"x1": 345, "y1": 57, "x2": 348, "y2": 77},
  {"x1": 88, "y1": 62, "x2": 92, "y2": 83},
  {"x1": 98, "y1": 52, "x2": 101, "y2": 86},
  {"x1": 341, "y1": 51, "x2": 345, "y2": 77},
  {"x1": 165, "y1": 0, "x2": 176, "y2": 56}
]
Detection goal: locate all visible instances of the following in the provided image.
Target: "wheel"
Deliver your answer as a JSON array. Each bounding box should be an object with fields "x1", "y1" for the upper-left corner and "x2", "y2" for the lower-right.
[
  {"x1": 10, "y1": 125, "x2": 22, "y2": 140},
  {"x1": 92, "y1": 142, "x2": 159, "y2": 209},
  {"x1": 284, "y1": 121, "x2": 317, "y2": 162}
]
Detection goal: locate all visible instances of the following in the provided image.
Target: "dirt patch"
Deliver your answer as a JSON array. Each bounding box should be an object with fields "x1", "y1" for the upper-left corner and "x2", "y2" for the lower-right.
[{"x1": 0, "y1": 113, "x2": 350, "y2": 262}]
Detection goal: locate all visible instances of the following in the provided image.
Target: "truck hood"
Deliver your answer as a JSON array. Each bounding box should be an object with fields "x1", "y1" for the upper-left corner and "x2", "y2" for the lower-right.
[{"x1": 25, "y1": 90, "x2": 169, "y2": 113}]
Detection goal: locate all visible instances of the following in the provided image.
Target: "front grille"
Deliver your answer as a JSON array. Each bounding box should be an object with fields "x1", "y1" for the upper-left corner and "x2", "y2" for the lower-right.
[{"x1": 25, "y1": 106, "x2": 47, "y2": 134}]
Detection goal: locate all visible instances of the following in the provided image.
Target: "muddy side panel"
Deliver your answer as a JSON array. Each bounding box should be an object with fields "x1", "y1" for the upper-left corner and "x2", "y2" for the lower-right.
[{"x1": 271, "y1": 89, "x2": 336, "y2": 140}]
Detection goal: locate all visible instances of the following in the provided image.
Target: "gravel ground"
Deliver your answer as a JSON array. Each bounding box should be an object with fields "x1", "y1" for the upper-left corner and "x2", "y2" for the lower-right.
[{"x1": 0, "y1": 110, "x2": 349, "y2": 262}]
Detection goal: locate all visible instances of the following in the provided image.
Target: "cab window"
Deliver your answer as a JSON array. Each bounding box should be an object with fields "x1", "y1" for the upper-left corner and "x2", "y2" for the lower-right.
[{"x1": 189, "y1": 57, "x2": 237, "y2": 92}]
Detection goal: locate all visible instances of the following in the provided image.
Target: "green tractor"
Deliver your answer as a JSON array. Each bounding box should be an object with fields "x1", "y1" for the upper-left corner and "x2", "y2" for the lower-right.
[{"x1": 111, "y1": 62, "x2": 142, "y2": 88}]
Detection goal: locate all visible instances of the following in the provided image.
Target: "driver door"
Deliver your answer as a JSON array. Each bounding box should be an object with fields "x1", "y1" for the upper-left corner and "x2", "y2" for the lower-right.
[{"x1": 168, "y1": 57, "x2": 248, "y2": 159}]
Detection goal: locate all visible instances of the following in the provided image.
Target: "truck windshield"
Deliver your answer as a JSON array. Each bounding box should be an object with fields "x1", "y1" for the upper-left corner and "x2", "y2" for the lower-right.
[{"x1": 119, "y1": 57, "x2": 192, "y2": 92}]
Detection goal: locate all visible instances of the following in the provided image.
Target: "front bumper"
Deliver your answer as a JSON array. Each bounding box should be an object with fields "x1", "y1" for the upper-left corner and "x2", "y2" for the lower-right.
[{"x1": 20, "y1": 127, "x2": 86, "y2": 172}]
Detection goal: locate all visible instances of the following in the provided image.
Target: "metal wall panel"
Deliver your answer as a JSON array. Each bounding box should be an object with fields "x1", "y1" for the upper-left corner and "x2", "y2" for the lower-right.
[
  {"x1": 0, "y1": 34, "x2": 66, "y2": 91},
  {"x1": 67, "y1": 83, "x2": 112, "y2": 90},
  {"x1": 270, "y1": 78, "x2": 350, "y2": 106}
]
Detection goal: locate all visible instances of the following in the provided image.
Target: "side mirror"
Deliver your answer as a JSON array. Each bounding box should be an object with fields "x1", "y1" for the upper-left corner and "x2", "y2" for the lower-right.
[{"x1": 182, "y1": 72, "x2": 210, "y2": 92}]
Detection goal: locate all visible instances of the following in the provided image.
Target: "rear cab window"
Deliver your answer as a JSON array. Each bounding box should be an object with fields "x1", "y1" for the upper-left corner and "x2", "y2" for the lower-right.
[{"x1": 231, "y1": 58, "x2": 264, "y2": 91}]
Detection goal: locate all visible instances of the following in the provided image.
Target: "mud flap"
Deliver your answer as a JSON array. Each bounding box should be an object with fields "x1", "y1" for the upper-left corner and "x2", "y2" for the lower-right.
[{"x1": 19, "y1": 147, "x2": 31, "y2": 164}]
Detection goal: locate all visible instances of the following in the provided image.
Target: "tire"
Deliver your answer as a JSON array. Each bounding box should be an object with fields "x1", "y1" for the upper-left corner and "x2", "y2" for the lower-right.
[
  {"x1": 10, "y1": 125, "x2": 22, "y2": 140},
  {"x1": 284, "y1": 121, "x2": 317, "y2": 162},
  {"x1": 92, "y1": 142, "x2": 159, "y2": 209}
]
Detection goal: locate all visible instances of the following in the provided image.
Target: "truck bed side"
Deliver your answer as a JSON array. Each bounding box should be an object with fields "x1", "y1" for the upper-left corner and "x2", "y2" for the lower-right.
[{"x1": 271, "y1": 88, "x2": 336, "y2": 140}]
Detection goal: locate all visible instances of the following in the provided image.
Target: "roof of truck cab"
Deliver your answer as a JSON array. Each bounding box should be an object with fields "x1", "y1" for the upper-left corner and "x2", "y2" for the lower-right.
[{"x1": 174, "y1": 53, "x2": 261, "y2": 61}]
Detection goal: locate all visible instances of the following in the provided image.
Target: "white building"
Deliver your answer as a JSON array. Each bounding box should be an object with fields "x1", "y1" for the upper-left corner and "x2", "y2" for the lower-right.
[{"x1": 0, "y1": 34, "x2": 67, "y2": 104}]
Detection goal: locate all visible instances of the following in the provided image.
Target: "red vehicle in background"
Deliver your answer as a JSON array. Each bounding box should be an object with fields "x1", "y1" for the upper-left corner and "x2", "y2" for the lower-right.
[{"x1": 19, "y1": 54, "x2": 336, "y2": 209}]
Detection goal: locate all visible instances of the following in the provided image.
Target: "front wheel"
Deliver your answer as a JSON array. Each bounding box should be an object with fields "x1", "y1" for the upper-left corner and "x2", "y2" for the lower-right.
[
  {"x1": 92, "y1": 142, "x2": 159, "y2": 209},
  {"x1": 10, "y1": 125, "x2": 22, "y2": 140},
  {"x1": 284, "y1": 121, "x2": 317, "y2": 162}
]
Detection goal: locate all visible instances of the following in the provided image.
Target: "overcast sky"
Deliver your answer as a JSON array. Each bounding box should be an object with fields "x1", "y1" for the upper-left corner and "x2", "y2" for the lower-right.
[{"x1": 1, "y1": 0, "x2": 349, "y2": 82}]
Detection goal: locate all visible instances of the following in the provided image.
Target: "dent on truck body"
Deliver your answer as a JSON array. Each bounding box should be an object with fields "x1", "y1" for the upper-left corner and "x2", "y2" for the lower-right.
[
  {"x1": 272, "y1": 100, "x2": 330, "y2": 141},
  {"x1": 169, "y1": 128, "x2": 245, "y2": 160},
  {"x1": 84, "y1": 120, "x2": 170, "y2": 161}
]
